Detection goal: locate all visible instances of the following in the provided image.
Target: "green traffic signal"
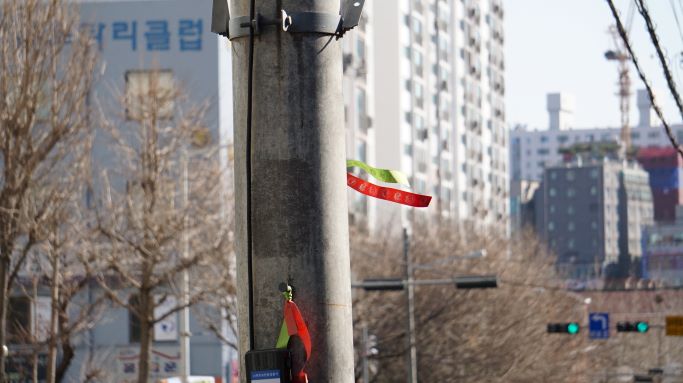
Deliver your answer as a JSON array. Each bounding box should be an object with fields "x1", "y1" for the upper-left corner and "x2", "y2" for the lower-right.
[
  {"x1": 567, "y1": 322, "x2": 580, "y2": 334},
  {"x1": 617, "y1": 321, "x2": 650, "y2": 333}
]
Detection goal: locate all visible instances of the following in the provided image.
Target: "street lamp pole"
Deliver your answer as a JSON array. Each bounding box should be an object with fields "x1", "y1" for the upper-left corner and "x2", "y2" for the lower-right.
[
  {"x1": 403, "y1": 228, "x2": 418, "y2": 383},
  {"x1": 179, "y1": 148, "x2": 191, "y2": 383}
]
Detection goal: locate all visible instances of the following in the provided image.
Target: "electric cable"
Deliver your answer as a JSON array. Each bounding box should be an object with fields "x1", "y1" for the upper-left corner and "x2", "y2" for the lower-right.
[
  {"x1": 669, "y1": 0, "x2": 683, "y2": 45},
  {"x1": 605, "y1": 0, "x2": 683, "y2": 159},
  {"x1": 246, "y1": 0, "x2": 256, "y2": 349},
  {"x1": 635, "y1": 0, "x2": 683, "y2": 119}
]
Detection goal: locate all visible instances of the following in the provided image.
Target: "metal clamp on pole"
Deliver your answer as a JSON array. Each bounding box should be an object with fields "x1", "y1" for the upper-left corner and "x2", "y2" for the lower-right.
[
  {"x1": 211, "y1": 0, "x2": 366, "y2": 40},
  {"x1": 279, "y1": 10, "x2": 341, "y2": 35}
]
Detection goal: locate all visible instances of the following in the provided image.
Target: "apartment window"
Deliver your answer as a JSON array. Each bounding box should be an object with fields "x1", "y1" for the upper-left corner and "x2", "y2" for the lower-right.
[
  {"x1": 129, "y1": 295, "x2": 142, "y2": 342},
  {"x1": 443, "y1": 187, "x2": 451, "y2": 204},
  {"x1": 590, "y1": 186, "x2": 597, "y2": 195},
  {"x1": 415, "y1": 114, "x2": 424, "y2": 131},
  {"x1": 413, "y1": 50, "x2": 424, "y2": 76},
  {"x1": 8, "y1": 296, "x2": 31, "y2": 343},
  {"x1": 412, "y1": 16, "x2": 423, "y2": 36},
  {"x1": 416, "y1": 179, "x2": 426, "y2": 193},
  {"x1": 540, "y1": 135, "x2": 548, "y2": 143},
  {"x1": 548, "y1": 221, "x2": 555, "y2": 231},
  {"x1": 568, "y1": 222, "x2": 575, "y2": 232},
  {"x1": 549, "y1": 188, "x2": 556, "y2": 197},
  {"x1": 550, "y1": 205, "x2": 556, "y2": 213},
  {"x1": 415, "y1": 82, "x2": 424, "y2": 108},
  {"x1": 404, "y1": 144, "x2": 413, "y2": 156},
  {"x1": 356, "y1": 140, "x2": 367, "y2": 163},
  {"x1": 550, "y1": 171, "x2": 557, "y2": 180},
  {"x1": 591, "y1": 221, "x2": 598, "y2": 230},
  {"x1": 590, "y1": 169, "x2": 599, "y2": 179},
  {"x1": 566, "y1": 171, "x2": 574, "y2": 181},
  {"x1": 537, "y1": 148, "x2": 549, "y2": 155},
  {"x1": 355, "y1": 38, "x2": 366, "y2": 61},
  {"x1": 567, "y1": 188, "x2": 576, "y2": 197},
  {"x1": 648, "y1": 131, "x2": 660, "y2": 139},
  {"x1": 557, "y1": 135, "x2": 569, "y2": 143},
  {"x1": 631, "y1": 132, "x2": 640, "y2": 139},
  {"x1": 567, "y1": 206, "x2": 575, "y2": 215},
  {"x1": 125, "y1": 70, "x2": 174, "y2": 120},
  {"x1": 356, "y1": 88, "x2": 367, "y2": 131}
]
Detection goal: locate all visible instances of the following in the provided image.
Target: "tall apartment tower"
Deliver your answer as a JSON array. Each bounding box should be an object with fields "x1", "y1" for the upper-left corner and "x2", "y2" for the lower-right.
[{"x1": 372, "y1": 0, "x2": 508, "y2": 229}]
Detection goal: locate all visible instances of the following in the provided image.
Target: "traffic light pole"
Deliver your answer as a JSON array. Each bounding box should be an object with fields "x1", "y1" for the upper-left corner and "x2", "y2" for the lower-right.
[
  {"x1": 229, "y1": 0, "x2": 354, "y2": 381},
  {"x1": 362, "y1": 325, "x2": 369, "y2": 383},
  {"x1": 403, "y1": 228, "x2": 418, "y2": 383}
]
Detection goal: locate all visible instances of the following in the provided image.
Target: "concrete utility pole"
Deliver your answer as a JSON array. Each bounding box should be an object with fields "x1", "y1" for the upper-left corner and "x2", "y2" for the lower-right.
[{"x1": 229, "y1": 0, "x2": 354, "y2": 381}]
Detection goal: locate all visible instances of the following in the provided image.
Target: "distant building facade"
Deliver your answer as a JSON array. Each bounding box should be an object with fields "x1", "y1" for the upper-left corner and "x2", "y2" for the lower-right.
[
  {"x1": 534, "y1": 160, "x2": 653, "y2": 280},
  {"x1": 636, "y1": 147, "x2": 683, "y2": 222},
  {"x1": 510, "y1": 90, "x2": 683, "y2": 183},
  {"x1": 7, "y1": 0, "x2": 235, "y2": 381},
  {"x1": 642, "y1": 206, "x2": 683, "y2": 287}
]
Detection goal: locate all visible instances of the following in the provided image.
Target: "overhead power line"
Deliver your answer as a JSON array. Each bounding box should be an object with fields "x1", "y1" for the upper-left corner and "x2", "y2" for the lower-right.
[
  {"x1": 605, "y1": 0, "x2": 683, "y2": 159},
  {"x1": 669, "y1": 0, "x2": 683, "y2": 44}
]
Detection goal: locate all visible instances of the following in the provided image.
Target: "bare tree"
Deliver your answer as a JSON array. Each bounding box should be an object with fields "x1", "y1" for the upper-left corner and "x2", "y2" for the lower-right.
[
  {"x1": 0, "y1": 0, "x2": 96, "y2": 379},
  {"x1": 35, "y1": 202, "x2": 107, "y2": 383},
  {"x1": 87, "y1": 72, "x2": 233, "y2": 382},
  {"x1": 350, "y1": 223, "x2": 595, "y2": 382}
]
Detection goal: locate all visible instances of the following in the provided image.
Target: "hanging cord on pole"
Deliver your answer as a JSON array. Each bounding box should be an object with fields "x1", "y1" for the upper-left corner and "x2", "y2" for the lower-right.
[
  {"x1": 605, "y1": 0, "x2": 683, "y2": 159},
  {"x1": 246, "y1": 0, "x2": 256, "y2": 349}
]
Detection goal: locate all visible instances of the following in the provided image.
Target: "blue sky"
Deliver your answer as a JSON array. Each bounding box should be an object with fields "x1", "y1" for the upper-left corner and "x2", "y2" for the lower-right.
[{"x1": 506, "y1": 0, "x2": 683, "y2": 130}]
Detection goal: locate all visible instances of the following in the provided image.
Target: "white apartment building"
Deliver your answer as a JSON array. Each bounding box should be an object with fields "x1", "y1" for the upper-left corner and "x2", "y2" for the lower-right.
[
  {"x1": 510, "y1": 90, "x2": 683, "y2": 183},
  {"x1": 343, "y1": 10, "x2": 378, "y2": 231},
  {"x1": 371, "y1": 0, "x2": 508, "y2": 230}
]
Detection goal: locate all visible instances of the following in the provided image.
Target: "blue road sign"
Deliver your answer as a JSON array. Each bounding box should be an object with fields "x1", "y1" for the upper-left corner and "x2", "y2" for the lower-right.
[{"x1": 589, "y1": 312, "x2": 610, "y2": 339}]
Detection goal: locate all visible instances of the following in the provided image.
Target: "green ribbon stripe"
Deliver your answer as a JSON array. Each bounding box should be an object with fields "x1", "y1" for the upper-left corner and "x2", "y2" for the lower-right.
[{"x1": 346, "y1": 160, "x2": 410, "y2": 186}]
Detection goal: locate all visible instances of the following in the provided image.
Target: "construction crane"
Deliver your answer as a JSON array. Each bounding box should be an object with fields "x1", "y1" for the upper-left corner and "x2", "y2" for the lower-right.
[{"x1": 605, "y1": 1, "x2": 635, "y2": 159}]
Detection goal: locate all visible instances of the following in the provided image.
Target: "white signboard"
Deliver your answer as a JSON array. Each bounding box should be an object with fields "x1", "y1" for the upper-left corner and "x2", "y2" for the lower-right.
[
  {"x1": 154, "y1": 295, "x2": 178, "y2": 341},
  {"x1": 115, "y1": 346, "x2": 180, "y2": 383}
]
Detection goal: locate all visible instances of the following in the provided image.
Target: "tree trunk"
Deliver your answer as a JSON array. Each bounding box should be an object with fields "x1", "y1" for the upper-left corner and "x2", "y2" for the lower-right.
[
  {"x1": 56, "y1": 300, "x2": 75, "y2": 383},
  {"x1": 0, "y1": 255, "x2": 10, "y2": 382},
  {"x1": 137, "y1": 292, "x2": 153, "y2": 383},
  {"x1": 46, "y1": 255, "x2": 59, "y2": 383}
]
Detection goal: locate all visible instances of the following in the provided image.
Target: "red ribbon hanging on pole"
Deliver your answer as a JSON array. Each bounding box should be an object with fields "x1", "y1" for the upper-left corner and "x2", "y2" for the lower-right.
[{"x1": 346, "y1": 173, "x2": 432, "y2": 208}]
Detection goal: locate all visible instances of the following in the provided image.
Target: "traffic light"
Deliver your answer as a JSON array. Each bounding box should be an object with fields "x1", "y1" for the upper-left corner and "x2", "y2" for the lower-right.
[
  {"x1": 361, "y1": 278, "x2": 404, "y2": 291},
  {"x1": 547, "y1": 322, "x2": 580, "y2": 334},
  {"x1": 454, "y1": 275, "x2": 498, "y2": 289},
  {"x1": 616, "y1": 321, "x2": 649, "y2": 333}
]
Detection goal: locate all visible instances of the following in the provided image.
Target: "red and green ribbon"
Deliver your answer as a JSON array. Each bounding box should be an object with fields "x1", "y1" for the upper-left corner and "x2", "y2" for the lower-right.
[
  {"x1": 275, "y1": 287, "x2": 311, "y2": 383},
  {"x1": 346, "y1": 159, "x2": 410, "y2": 186},
  {"x1": 347, "y1": 172, "x2": 432, "y2": 208},
  {"x1": 346, "y1": 159, "x2": 431, "y2": 208}
]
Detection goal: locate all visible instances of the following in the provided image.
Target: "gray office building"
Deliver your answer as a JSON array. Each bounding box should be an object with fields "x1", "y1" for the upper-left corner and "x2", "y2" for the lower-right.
[{"x1": 534, "y1": 160, "x2": 653, "y2": 280}]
